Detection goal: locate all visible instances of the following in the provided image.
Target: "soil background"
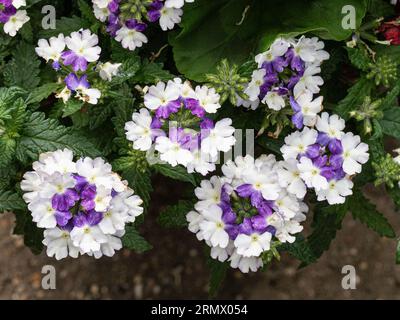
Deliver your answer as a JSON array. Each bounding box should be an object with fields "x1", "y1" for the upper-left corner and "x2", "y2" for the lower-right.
[{"x1": 1, "y1": 177, "x2": 400, "y2": 300}]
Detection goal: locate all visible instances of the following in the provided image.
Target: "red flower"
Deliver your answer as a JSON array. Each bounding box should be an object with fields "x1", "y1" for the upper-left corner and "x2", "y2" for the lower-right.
[{"x1": 379, "y1": 18, "x2": 400, "y2": 45}]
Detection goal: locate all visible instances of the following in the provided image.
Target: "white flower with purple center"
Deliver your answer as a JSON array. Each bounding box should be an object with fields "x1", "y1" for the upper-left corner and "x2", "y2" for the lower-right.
[
  {"x1": 36, "y1": 30, "x2": 122, "y2": 106},
  {"x1": 125, "y1": 78, "x2": 236, "y2": 175},
  {"x1": 280, "y1": 112, "x2": 369, "y2": 204},
  {"x1": 62, "y1": 29, "x2": 101, "y2": 72},
  {"x1": 239, "y1": 36, "x2": 329, "y2": 130},
  {"x1": 186, "y1": 155, "x2": 308, "y2": 273},
  {"x1": 21, "y1": 149, "x2": 144, "y2": 260},
  {"x1": 92, "y1": 0, "x2": 194, "y2": 51},
  {"x1": 0, "y1": 0, "x2": 29, "y2": 37}
]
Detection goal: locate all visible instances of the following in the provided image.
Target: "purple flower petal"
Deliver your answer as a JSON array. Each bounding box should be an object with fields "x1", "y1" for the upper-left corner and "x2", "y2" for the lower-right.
[
  {"x1": 184, "y1": 98, "x2": 205, "y2": 118},
  {"x1": 251, "y1": 215, "x2": 268, "y2": 232},
  {"x1": 236, "y1": 184, "x2": 254, "y2": 198},
  {"x1": 73, "y1": 213, "x2": 87, "y2": 228},
  {"x1": 291, "y1": 112, "x2": 304, "y2": 129},
  {"x1": 306, "y1": 143, "x2": 321, "y2": 159},
  {"x1": 86, "y1": 210, "x2": 103, "y2": 226},
  {"x1": 316, "y1": 132, "x2": 330, "y2": 146},
  {"x1": 328, "y1": 138, "x2": 343, "y2": 155},
  {"x1": 238, "y1": 218, "x2": 254, "y2": 235},
  {"x1": 330, "y1": 154, "x2": 344, "y2": 170},
  {"x1": 55, "y1": 211, "x2": 72, "y2": 227}
]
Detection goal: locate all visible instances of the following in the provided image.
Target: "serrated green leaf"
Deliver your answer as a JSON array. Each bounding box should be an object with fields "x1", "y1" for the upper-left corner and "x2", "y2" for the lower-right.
[
  {"x1": 110, "y1": 56, "x2": 141, "y2": 86},
  {"x1": 25, "y1": 83, "x2": 61, "y2": 106},
  {"x1": 153, "y1": 163, "x2": 196, "y2": 186},
  {"x1": 6, "y1": 97, "x2": 27, "y2": 135},
  {"x1": 0, "y1": 166, "x2": 17, "y2": 190},
  {"x1": 380, "y1": 80, "x2": 400, "y2": 111},
  {"x1": 113, "y1": 153, "x2": 153, "y2": 208},
  {"x1": 349, "y1": 192, "x2": 395, "y2": 238},
  {"x1": 280, "y1": 237, "x2": 317, "y2": 266},
  {"x1": 346, "y1": 47, "x2": 371, "y2": 71},
  {"x1": 0, "y1": 87, "x2": 26, "y2": 108},
  {"x1": 0, "y1": 138, "x2": 16, "y2": 169},
  {"x1": 14, "y1": 211, "x2": 43, "y2": 255},
  {"x1": 88, "y1": 103, "x2": 113, "y2": 129},
  {"x1": 62, "y1": 99, "x2": 84, "y2": 117},
  {"x1": 78, "y1": 0, "x2": 97, "y2": 22},
  {"x1": 207, "y1": 257, "x2": 228, "y2": 298},
  {"x1": 335, "y1": 77, "x2": 375, "y2": 120},
  {"x1": 0, "y1": 190, "x2": 26, "y2": 213},
  {"x1": 16, "y1": 112, "x2": 101, "y2": 163},
  {"x1": 305, "y1": 202, "x2": 347, "y2": 264},
  {"x1": 158, "y1": 200, "x2": 194, "y2": 228},
  {"x1": 122, "y1": 225, "x2": 152, "y2": 253},
  {"x1": 3, "y1": 42, "x2": 40, "y2": 90},
  {"x1": 379, "y1": 108, "x2": 400, "y2": 140},
  {"x1": 132, "y1": 60, "x2": 174, "y2": 83},
  {"x1": 387, "y1": 187, "x2": 400, "y2": 211}
]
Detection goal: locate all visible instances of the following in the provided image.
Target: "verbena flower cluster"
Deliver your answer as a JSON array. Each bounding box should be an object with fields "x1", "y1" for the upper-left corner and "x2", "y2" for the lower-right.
[
  {"x1": 35, "y1": 29, "x2": 122, "y2": 105},
  {"x1": 125, "y1": 78, "x2": 236, "y2": 175},
  {"x1": 21, "y1": 149, "x2": 144, "y2": 260},
  {"x1": 186, "y1": 155, "x2": 308, "y2": 273},
  {"x1": 92, "y1": 0, "x2": 194, "y2": 51},
  {"x1": 0, "y1": 0, "x2": 29, "y2": 36},
  {"x1": 280, "y1": 112, "x2": 370, "y2": 204},
  {"x1": 239, "y1": 36, "x2": 329, "y2": 129}
]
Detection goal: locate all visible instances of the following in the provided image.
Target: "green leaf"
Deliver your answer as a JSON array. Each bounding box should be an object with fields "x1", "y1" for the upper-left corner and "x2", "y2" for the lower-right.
[
  {"x1": 62, "y1": 99, "x2": 84, "y2": 117},
  {"x1": 380, "y1": 80, "x2": 400, "y2": 111},
  {"x1": 0, "y1": 190, "x2": 26, "y2": 213},
  {"x1": 88, "y1": 103, "x2": 113, "y2": 129},
  {"x1": 207, "y1": 257, "x2": 228, "y2": 298},
  {"x1": 280, "y1": 237, "x2": 317, "y2": 266},
  {"x1": 335, "y1": 77, "x2": 375, "y2": 120},
  {"x1": 110, "y1": 56, "x2": 141, "y2": 86},
  {"x1": 158, "y1": 200, "x2": 194, "y2": 228},
  {"x1": 39, "y1": 16, "x2": 90, "y2": 38},
  {"x1": 306, "y1": 202, "x2": 347, "y2": 264},
  {"x1": 0, "y1": 87, "x2": 26, "y2": 108},
  {"x1": 349, "y1": 192, "x2": 396, "y2": 238},
  {"x1": 122, "y1": 226, "x2": 152, "y2": 253},
  {"x1": 6, "y1": 97, "x2": 27, "y2": 135},
  {"x1": 78, "y1": 0, "x2": 97, "y2": 23},
  {"x1": 396, "y1": 239, "x2": 400, "y2": 264},
  {"x1": 366, "y1": 0, "x2": 395, "y2": 17},
  {"x1": 153, "y1": 163, "x2": 197, "y2": 186},
  {"x1": 14, "y1": 211, "x2": 43, "y2": 255},
  {"x1": 16, "y1": 112, "x2": 101, "y2": 163},
  {"x1": 346, "y1": 47, "x2": 371, "y2": 71},
  {"x1": 380, "y1": 108, "x2": 400, "y2": 139},
  {"x1": 387, "y1": 187, "x2": 400, "y2": 211},
  {"x1": 25, "y1": 83, "x2": 61, "y2": 106},
  {"x1": 0, "y1": 166, "x2": 17, "y2": 190},
  {"x1": 117, "y1": 164, "x2": 153, "y2": 209},
  {"x1": 257, "y1": 135, "x2": 284, "y2": 156},
  {"x1": 132, "y1": 60, "x2": 174, "y2": 83},
  {"x1": 170, "y1": 0, "x2": 367, "y2": 81},
  {"x1": 3, "y1": 42, "x2": 40, "y2": 90},
  {"x1": 0, "y1": 138, "x2": 16, "y2": 169}
]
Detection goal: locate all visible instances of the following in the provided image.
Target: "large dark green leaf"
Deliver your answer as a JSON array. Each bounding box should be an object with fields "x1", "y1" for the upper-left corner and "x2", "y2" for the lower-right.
[
  {"x1": 380, "y1": 108, "x2": 400, "y2": 139},
  {"x1": 170, "y1": 0, "x2": 367, "y2": 81}
]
